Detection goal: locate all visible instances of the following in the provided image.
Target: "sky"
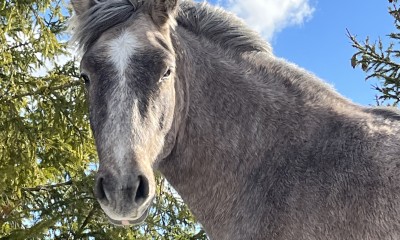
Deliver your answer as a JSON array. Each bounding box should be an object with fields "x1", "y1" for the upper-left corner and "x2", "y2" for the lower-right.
[{"x1": 208, "y1": 0, "x2": 396, "y2": 106}]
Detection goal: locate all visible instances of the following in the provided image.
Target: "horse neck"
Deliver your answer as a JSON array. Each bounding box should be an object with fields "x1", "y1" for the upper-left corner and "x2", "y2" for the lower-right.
[{"x1": 158, "y1": 26, "x2": 364, "y2": 237}]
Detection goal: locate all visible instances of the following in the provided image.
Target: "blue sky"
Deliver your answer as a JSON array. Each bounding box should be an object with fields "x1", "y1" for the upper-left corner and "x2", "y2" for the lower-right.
[{"x1": 208, "y1": 0, "x2": 395, "y2": 106}]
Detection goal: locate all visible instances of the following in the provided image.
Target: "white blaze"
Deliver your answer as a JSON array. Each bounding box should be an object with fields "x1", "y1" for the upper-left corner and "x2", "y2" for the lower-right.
[
  {"x1": 108, "y1": 30, "x2": 140, "y2": 79},
  {"x1": 102, "y1": 29, "x2": 167, "y2": 171},
  {"x1": 104, "y1": 30, "x2": 141, "y2": 167}
]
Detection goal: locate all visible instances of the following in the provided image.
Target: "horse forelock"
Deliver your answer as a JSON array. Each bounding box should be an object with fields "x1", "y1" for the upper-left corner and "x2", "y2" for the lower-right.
[{"x1": 69, "y1": 0, "x2": 145, "y2": 54}]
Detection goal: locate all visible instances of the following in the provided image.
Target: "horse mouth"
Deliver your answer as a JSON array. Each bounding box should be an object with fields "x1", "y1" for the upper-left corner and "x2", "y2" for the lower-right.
[{"x1": 107, "y1": 208, "x2": 150, "y2": 226}]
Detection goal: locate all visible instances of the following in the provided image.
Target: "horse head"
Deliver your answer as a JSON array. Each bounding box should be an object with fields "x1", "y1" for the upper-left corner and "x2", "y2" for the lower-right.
[{"x1": 71, "y1": 0, "x2": 181, "y2": 225}]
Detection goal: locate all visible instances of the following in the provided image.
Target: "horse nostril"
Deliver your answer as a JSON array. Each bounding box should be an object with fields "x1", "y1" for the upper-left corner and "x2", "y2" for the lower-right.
[
  {"x1": 94, "y1": 173, "x2": 150, "y2": 207},
  {"x1": 95, "y1": 177, "x2": 107, "y2": 201},
  {"x1": 135, "y1": 175, "x2": 149, "y2": 205}
]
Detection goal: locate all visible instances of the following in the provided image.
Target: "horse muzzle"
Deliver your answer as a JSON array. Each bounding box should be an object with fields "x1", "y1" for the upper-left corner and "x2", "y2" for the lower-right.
[{"x1": 94, "y1": 169, "x2": 154, "y2": 226}]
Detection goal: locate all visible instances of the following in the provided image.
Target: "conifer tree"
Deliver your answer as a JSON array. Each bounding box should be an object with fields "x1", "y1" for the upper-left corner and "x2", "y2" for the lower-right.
[
  {"x1": 0, "y1": 1, "x2": 206, "y2": 239},
  {"x1": 349, "y1": 0, "x2": 400, "y2": 106}
]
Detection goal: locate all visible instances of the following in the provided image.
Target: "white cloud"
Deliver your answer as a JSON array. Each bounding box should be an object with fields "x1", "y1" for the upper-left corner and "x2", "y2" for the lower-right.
[{"x1": 224, "y1": 0, "x2": 315, "y2": 40}]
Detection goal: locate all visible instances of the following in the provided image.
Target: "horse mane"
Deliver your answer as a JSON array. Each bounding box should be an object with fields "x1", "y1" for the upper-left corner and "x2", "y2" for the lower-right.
[
  {"x1": 69, "y1": 0, "x2": 272, "y2": 55},
  {"x1": 363, "y1": 107, "x2": 400, "y2": 121},
  {"x1": 177, "y1": 1, "x2": 272, "y2": 55}
]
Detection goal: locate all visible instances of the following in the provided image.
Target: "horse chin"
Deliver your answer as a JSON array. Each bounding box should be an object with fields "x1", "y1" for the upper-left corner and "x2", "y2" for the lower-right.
[{"x1": 107, "y1": 208, "x2": 150, "y2": 226}]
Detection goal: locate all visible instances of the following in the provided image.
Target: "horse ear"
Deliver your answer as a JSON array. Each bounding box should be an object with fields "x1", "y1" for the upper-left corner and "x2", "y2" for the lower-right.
[
  {"x1": 71, "y1": 0, "x2": 96, "y2": 16},
  {"x1": 148, "y1": 0, "x2": 178, "y2": 27}
]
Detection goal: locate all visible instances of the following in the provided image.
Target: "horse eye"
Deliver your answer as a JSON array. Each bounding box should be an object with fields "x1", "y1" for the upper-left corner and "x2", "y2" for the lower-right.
[
  {"x1": 162, "y1": 68, "x2": 171, "y2": 79},
  {"x1": 80, "y1": 73, "x2": 90, "y2": 86}
]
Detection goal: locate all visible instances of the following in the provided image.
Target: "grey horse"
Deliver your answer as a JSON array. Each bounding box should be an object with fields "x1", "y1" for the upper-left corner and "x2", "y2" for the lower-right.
[{"x1": 70, "y1": 0, "x2": 400, "y2": 239}]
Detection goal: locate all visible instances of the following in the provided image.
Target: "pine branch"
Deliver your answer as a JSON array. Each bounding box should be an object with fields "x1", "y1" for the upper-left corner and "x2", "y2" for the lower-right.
[
  {"x1": 75, "y1": 206, "x2": 97, "y2": 238},
  {"x1": 0, "y1": 80, "x2": 81, "y2": 103},
  {"x1": 6, "y1": 41, "x2": 32, "y2": 51},
  {"x1": 22, "y1": 180, "x2": 73, "y2": 192},
  {"x1": 190, "y1": 229, "x2": 207, "y2": 240}
]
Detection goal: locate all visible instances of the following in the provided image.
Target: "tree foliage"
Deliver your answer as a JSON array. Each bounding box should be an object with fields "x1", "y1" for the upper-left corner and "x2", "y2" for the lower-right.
[
  {"x1": 349, "y1": 0, "x2": 400, "y2": 106},
  {"x1": 0, "y1": 1, "x2": 206, "y2": 239}
]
